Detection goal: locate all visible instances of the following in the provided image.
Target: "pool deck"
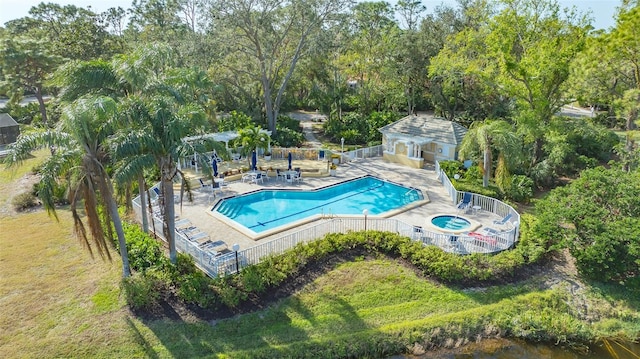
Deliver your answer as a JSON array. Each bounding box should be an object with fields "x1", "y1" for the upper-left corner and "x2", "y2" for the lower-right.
[{"x1": 170, "y1": 158, "x2": 504, "y2": 251}]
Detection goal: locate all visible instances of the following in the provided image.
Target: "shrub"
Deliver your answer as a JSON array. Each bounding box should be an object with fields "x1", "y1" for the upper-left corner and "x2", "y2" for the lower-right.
[
  {"x1": 273, "y1": 126, "x2": 304, "y2": 147},
  {"x1": 12, "y1": 192, "x2": 38, "y2": 211},
  {"x1": 176, "y1": 272, "x2": 218, "y2": 308},
  {"x1": 438, "y1": 160, "x2": 464, "y2": 178},
  {"x1": 121, "y1": 273, "x2": 162, "y2": 311},
  {"x1": 503, "y1": 175, "x2": 534, "y2": 203},
  {"x1": 121, "y1": 222, "x2": 163, "y2": 272}
]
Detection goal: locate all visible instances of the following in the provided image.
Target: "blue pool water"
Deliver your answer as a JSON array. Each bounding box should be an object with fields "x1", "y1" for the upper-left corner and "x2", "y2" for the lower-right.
[
  {"x1": 213, "y1": 176, "x2": 423, "y2": 234},
  {"x1": 431, "y1": 215, "x2": 471, "y2": 231}
]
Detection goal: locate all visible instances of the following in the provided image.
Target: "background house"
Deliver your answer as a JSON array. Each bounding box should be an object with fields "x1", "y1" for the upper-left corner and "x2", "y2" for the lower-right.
[
  {"x1": 0, "y1": 113, "x2": 20, "y2": 146},
  {"x1": 379, "y1": 114, "x2": 467, "y2": 168}
]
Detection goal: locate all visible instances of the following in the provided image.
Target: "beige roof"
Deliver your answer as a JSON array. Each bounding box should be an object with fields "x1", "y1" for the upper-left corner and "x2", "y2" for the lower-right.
[{"x1": 379, "y1": 114, "x2": 467, "y2": 145}]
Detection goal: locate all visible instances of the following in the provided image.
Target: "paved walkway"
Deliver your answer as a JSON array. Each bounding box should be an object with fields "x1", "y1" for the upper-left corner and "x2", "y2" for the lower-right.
[
  {"x1": 170, "y1": 158, "x2": 502, "y2": 251},
  {"x1": 287, "y1": 111, "x2": 326, "y2": 148}
]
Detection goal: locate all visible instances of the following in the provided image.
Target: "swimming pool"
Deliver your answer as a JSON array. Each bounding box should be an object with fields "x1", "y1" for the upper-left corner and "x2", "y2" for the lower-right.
[{"x1": 212, "y1": 176, "x2": 424, "y2": 237}]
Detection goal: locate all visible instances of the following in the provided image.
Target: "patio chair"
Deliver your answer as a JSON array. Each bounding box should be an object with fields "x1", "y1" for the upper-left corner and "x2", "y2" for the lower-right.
[
  {"x1": 252, "y1": 173, "x2": 264, "y2": 184},
  {"x1": 456, "y1": 192, "x2": 472, "y2": 212},
  {"x1": 492, "y1": 213, "x2": 512, "y2": 225},
  {"x1": 276, "y1": 169, "x2": 286, "y2": 181},
  {"x1": 318, "y1": 150, "x2": 326, "y2": 161}
]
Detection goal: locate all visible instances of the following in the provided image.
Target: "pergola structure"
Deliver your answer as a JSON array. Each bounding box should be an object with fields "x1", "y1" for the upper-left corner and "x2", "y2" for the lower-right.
[{"x1": 181, "y1": 130, "x2": 272, "y2": 172}]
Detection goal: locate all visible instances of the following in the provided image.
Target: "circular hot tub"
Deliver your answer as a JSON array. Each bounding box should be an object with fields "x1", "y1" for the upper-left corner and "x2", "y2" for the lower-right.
[{"x1": 431, "y1": 215, "x2": 472, "y2": 231}]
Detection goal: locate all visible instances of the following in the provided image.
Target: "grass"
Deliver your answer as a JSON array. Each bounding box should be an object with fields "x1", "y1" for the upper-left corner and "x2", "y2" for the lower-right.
[
  {"x1": 0, "y1": 148, "x2": 48, "y2": 204},
  {"x1": 1, "y1": 148, "x2": 639, "y2": 358}
]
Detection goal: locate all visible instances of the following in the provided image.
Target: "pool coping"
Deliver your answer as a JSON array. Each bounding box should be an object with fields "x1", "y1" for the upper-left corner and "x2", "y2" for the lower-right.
[{"x1": 206, "y1": 175, "x2": 431, "y2": 240}]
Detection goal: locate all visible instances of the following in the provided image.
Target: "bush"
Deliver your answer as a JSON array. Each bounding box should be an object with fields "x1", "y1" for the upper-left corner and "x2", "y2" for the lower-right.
[
  {"x1": 121, "y1": 222, "x2": 163, "y2": 272},
  {"x1": 121, "y1": 273, "x2": 162, "y2": 311},
  {"x1": 273, "y1": 126, "x2": 304, "y2": 147},
  {"x1": 176, "y1": 271, "x2": 218, "y2": 308},
  {"x1": 503, "y1": 175, "x2": 534, "y2": 203},
  {"x1": 12, "y1": 192, "x2": 38, "y2": 211},
  {"x1": 438, "y1": 160, "x2": 464, "y2": 178}
]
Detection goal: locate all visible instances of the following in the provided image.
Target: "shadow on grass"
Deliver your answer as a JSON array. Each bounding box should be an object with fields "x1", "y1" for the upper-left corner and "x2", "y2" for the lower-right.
[{"x1": 125, "y1": 317, "x2": 159, "y2": 359}]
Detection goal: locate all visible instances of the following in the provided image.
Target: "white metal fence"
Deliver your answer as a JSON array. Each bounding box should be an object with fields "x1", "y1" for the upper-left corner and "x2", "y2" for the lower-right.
[
  {"x1": 342, "y1": 145, "x2": 384, "y2": 162},
  {"x1": 433, "y1": 160, "x2": 521, "y2": 252},
  {"x1": 131, "y1": 151, "x2": 520, "y2": 278}
]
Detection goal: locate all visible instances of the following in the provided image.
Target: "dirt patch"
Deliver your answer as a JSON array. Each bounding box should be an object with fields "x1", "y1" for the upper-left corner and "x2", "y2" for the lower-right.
[{"x1": 0, "y1": 172, "x2": 41, "y2": 217}]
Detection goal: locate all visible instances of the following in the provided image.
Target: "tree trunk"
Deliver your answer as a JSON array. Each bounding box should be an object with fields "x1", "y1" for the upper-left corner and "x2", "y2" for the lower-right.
[
  {"x1": 483, "y1": 145, "x2": 491, "y2": 188},
  {"x1": 161, "y1": 164, "x2": 177, "y2": 264},
  {"x1": 34, "y1": 86, "x2": 49, "y2": 127},
  {"x1": 104, "y1": 179, "x2": 130, "y2": 278},
  {"x1": 138, "y1": 175, "x2": 149, "y2": 233}
]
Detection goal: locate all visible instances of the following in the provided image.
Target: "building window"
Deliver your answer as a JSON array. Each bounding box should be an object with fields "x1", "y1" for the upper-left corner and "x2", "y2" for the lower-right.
[
  {"x1": 412, "y1": 144, "x2": 421, "y2": 158},
  {"x1": 385, "y1": 139, "x2": 395, "y2": 154}
]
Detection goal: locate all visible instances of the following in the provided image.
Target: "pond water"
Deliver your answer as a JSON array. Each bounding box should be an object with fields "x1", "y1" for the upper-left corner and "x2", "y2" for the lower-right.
[{"x1": 391, "y1": 338, "x2": 640, "y2": 359}]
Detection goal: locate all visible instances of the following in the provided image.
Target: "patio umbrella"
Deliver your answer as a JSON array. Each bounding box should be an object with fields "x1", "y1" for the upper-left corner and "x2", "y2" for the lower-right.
[
  {"x1": 211, "y1": 157, "x2": 218, "y2": 177},
  {"x1": 251, "y1": 150, "x2": 257, "y2": 171},
  {"x1": 287, "y1": 152, "x2": 292, "y2": 171}
]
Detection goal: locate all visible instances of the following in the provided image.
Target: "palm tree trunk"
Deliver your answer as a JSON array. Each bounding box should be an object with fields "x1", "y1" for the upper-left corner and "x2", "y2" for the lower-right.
[
  {"x1": 138, "y1": 175, "x2": 148, "y2": 233},
  {"x1": 103, "y1": 179, "x2": 131, "y2": 278},
  {"x1": 162, "y1": 178, "x2": 177, "y2": 264},
  {"x1": 483, "y1": 145, "x2": 491, "y2": 188}
]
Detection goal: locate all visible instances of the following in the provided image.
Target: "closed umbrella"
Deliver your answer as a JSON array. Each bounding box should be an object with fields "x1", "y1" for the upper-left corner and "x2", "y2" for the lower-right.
[
  {"x1": 211, "y1": 157, "x2": 218, "y2": 177},
  {"x1": 251, "y1": 150, "x2": 257, "y2": 171},
  {"x1": 287, "y1": 152, "x2": 292, "y2": 171}
]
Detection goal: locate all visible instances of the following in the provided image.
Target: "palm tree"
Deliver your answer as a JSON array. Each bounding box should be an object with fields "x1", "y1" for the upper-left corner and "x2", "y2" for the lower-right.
[
  {"x1": 112, "y1": 95, "x2": 225, "y2": 264},
  {"x1": 6, "y1": 96, "x2": 131, "y2": 277},
  {"x1": 237, "y1": 125, "x2": 270, "y2": 167},
  {"x1": 459, "y1": 120, "x2": 521, "y2": 187}
]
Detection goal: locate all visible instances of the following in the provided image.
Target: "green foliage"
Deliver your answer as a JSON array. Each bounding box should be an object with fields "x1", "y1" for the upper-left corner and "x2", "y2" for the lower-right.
[
  {"x1": 121, "y1": 272, "x2": 161, "y2": 310},
  {"x1": 454, "y1": 181, "x2": 502, "y2": 199},
  {"x1": 11, "y1": 192, "x2": 38, "y2": 211},
  {"x1": 438, "y1": 160, "x2": 464, "y2": 178},
  {"x1": 176, "y1": 271, "x2": 218, "y2": 308},
  {"x1": 534, "y1": 167, "x2": 640, "y2": 282},
  {"x1": 463, "y1": 164, "x2": 483, "y2": 181},
  {"x1": 503, "y1": 175, "x2": 534, "y2": 203},
  {"x1": 272, "y1": 115, "x2": 304, "y2": 147},
  {"x1": 323, "y1": 111, "x2": 397, "y2": 145},
  {"x1": 543, "y1": 118, "x2": 620, "y2": 177},
  {"x1": 217, "y1": 110, "x2": 253, "y2": 132},
  {"x1": 121, "y1": 222, "x2": 162, "y2": 273}
]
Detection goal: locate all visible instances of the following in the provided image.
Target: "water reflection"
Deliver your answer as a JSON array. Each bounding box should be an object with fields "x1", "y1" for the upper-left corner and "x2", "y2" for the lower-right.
[{"x1": 391, "y1": 338, "x2": 640, "y2": 359}]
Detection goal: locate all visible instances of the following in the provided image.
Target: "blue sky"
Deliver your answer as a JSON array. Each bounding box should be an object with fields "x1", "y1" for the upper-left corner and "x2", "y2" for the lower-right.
[{"x1": 0, "y1": 0, "x2": 619, "y2": 30}]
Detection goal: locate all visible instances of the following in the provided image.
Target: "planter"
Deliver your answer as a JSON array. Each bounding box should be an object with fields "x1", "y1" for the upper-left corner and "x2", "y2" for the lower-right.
[
  {"x1": 264, "y1": 155, "x2": 271, "y2": 161},
  {"x1": 330, "y1": 169, "x2": 337, "y2": 176},
  {"x1": 332, "y1": 158, "x2": 340, "y2": 165}
]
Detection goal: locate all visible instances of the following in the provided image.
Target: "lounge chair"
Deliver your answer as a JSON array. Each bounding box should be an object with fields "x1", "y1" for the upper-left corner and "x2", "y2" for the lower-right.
[
  {"x1": 493, "y1": 213, "x2": 512, "y2": 225},
  {"x1": 468, "y1": 231, "x2": 497, "y2": 246},
  {"x1": 152, "y1": 186, "x2": 180, "y2": 203},
  {"x1": 456, "y1": 192, "x2": 472, "y2": 212}
]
